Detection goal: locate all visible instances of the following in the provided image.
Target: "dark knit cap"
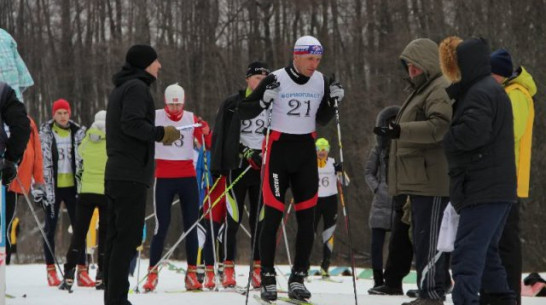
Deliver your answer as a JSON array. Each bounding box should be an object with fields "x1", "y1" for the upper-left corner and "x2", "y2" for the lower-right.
[
  {"x1": 126, "y1": 44, "x2": 158, "y2": 69},
  {"x1": 246, "y1": 61, "x2": 270, "y2": 78},
  {"x1": 490, "y1": 49, "x2": 513, "y2": 78}
]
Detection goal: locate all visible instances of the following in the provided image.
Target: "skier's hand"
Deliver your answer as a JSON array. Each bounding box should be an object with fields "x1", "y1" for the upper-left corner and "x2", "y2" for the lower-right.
[
  {"x1": 329, "y1": 82, "x2": 344, "y2": 104},
  {"x1": 197, "y1": 117, "x2": 210, "y2": 136},
  {"x1": 242, "y1": 146, "x2": 262, "y2": 170},
  {"x1": 162, "y1": 125, "x2": 181, "y2": 145},
  {"x1": 334, "y1": 162, "x2": 343, "y2": 173},
  {"x1": 1, "y1": 159, "x2": 17, "y2": 185},
  {"x1": 32, "y1": 183, "x2": 46, "y2": 207},
  {"x1": 260, "y1": 79, "x2": 280, "y2": 109},
  {"x1": 373, "y1": 122, "x2": 400, "y2": 139}
]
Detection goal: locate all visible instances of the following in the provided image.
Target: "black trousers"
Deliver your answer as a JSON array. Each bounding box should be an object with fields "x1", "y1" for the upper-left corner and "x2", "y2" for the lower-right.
[
  {"x1": 314, "y1": 194, "x2": 338, "y2": 270},
  {"x1": 371, "y1": 228, "x2": 387, "y2": 271},
  {"x1": 104, "y1": 180, "x2": 147, "y2": 305},
  {"x1": 480, "y1": 202, "x2": 522, "y2": 305},
  {"x1": 5, "y1": 191, "x2": 17, "y2": 265},
  {"x1": 383, "y1": 195, "x2": 413, "y2": 289},
  {"x1": 411, "y1": 195, "x2": 449, "y2": 300},
  {"x1": 65, "y1": 193, "x2": 107, "y2": 272},
  {"x1": 225, "y1": 160, "x2": 262, "y2": 261},
  {"x1": 44, "y1": 186, "x2": 85, "y2": 265}
]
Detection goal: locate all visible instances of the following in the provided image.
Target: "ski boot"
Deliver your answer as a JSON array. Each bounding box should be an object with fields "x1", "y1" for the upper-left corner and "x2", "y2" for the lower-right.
[
  {"x1": 143, "y1": 267, "x2": 159, "y2": 292},
  {"x1": 47, "y1": 264, "x2": 61, "y2": 287},
  {"x1": 196, "y1": 264, "x2": 205, "y2": 284},
  {"x1": 251, "y1": 260, "x2": 261, "y2": 288},
  {"x1": 260, "y1": 268, "x2": 277, "y2": 301},
  {"x1": 95, "y1": 270, "x2": 105, "y2": 290},
  {"x1": 77, "y1": 265, "x2": 95, "y2": 287},
  {"x1": 185, "y1": 265, "x2": 203, "y2": 290},
  {"x1": 58, "y1": 265, "x2": 75, "y2": 291},
  {"x1": 222, "y1": 260, "x2": 236, "y2": 288},
  {"x1": 204, "y1": 265, "x2": 216, "y2": 290},
  {"x1": 320, "y1": 261, "x2": 330, "y2": 279},
  {"x1": 288, "y1": 269, "x2": 311, "y2": 300}
]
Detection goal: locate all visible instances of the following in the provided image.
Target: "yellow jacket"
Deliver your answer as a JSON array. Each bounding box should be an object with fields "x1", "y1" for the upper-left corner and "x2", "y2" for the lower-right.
[{"x1": 505, "y1": 67, "x2": 536, "y2": 198}]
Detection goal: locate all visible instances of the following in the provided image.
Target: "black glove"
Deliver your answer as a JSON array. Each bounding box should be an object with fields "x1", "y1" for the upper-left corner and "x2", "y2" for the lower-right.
[
  {"x1": 1, "y1": 159, "x2": 17, "y2": 185},
  {"x1": 334, "y1": 162, "x2": 343, "y2": 173},
  {"x1": 329, "y1": 81, "x2": 344, "y2": 104},
  {"x1": 373, "y1": 122, "x2": 401, "y2": 139},
  {"x1": 260, "y1": 79, "x2": 280, "y2": 109},
  {"x1": 242, "y1": 146, "x2": 262, "y2": 170}
]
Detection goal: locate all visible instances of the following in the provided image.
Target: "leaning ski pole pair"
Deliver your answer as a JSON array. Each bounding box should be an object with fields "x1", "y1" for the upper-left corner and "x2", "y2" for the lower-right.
[
  {"x1": 15, "y1": 177, "x2": 72, "y2": 293},
  {"x1": 137, "y1": 165, "x2": 252, "y2": 286},
  {"x1": 201, "y1": 133, "x2": 220, "y2": 290},
  {"x1": 333, "y1": 97, "x2": 359, "y2": 305}
]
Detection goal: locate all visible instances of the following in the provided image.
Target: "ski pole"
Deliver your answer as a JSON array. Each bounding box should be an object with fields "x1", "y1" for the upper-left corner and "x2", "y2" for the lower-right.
[
  {"x1": 137, "y1": 165, "x2": 252, "y2": 286},
  {"x1": 133, "y1": 224, "x2": 146, "y2": 293},
  {"x1": 15, "y1": 178, "x2": 71, "y2": 293},
  {"x1": 333, "y1": 97, "x2": 358, "y2": 305},
  {"x1": 201, "y1": 133, "x2": 220, "y2": 290},
  {"x1": 245, "y1": 100, "x2": 273, "y2": 305},
  {"x1": 144, "y1": 177, "x2": 222, "y2": 222}
]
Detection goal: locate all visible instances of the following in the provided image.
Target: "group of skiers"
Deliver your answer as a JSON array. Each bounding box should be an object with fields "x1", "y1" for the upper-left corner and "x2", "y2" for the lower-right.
[{"x1": 1, "y1": 25, "x2": 538, "y2": 305}]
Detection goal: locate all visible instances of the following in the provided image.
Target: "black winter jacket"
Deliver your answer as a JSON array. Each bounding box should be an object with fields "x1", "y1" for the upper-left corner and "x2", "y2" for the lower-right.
[
  {"x1": 0, "y1": 82, "x2": 30, "y2": 163},
  {"x1": 442, "y1": 38, "x2": 517, "y2": 212},
  {"x1": 105, "y1": 64, "x2": 164, "y2": 187},
  {"x1": 210, "y1": 90, "x2": 246, "y2": 175}
]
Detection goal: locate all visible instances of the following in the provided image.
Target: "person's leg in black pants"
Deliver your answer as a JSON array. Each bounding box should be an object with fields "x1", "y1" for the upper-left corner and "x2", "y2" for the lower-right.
[
  {"x1": 58, "y1": 186, "x2": 87, "y2": 265},
  {"x1": 369, "y1": 195, "x2": 412, "y2": 294},
  {"x1": 480, "y1": 202, "x2": 522, "y2": 305},
  {"x1": 410, "y1": 195, "x2": 449, "y2": 301},
  {"x1": 44, "y1": 189, "x2": 62, "y2": 265},
  {"x1": 371, "y1": 228, "x2": 387, "y2": 287},
  {"x1": 97, "y1": 195, "x2": 108, "y2": 276},
  {"x1": 65, "y1": 193, "x2": 97, "y2": 271},
  {"x1": 103, "y1": 180, "x2": 147, "y2": 305},
  {"x1": 5, "y1": 191, "x2": 17, "y2": 265}
]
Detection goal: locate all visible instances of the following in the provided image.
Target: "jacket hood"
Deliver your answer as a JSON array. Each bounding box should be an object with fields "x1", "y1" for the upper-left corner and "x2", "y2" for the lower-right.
[
  {"x1": 87, "y1": 128, "x2": 106, "y2": 143},
  {"x1": 508, "y1": 66, "x2": 537, "y2": 97},
  {"x1": 400, "y1": 38, "x2": 442, "y2": 82},
  {"x1": 112, "y1": 63, "x2": 156, "y2": 87},
  {"x1": 91, "y1": 110, "x2": 106, "y2": 133},
  {"x1": 440, "y1": 37, "x2": 491, "y2": 86}
]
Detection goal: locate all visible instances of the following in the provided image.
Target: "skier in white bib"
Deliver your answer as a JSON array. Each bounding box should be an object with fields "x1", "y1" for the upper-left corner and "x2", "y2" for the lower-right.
[{"x1": 238, "y1": 36, "x2": 344, "y2": 302}]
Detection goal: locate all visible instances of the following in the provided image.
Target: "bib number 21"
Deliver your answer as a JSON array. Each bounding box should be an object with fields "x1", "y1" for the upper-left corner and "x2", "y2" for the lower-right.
[{"x1": 287, "y1": 100, "x2": 311, "y2": 117}]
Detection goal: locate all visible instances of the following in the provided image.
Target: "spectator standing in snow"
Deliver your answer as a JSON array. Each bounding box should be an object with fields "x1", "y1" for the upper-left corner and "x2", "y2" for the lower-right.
[
  {"x1": 103, "y1": 44, "x2": 180, "y2": 305},
  {"x1": 439, "y1": 36, "x2": 517, "y2": 305}
]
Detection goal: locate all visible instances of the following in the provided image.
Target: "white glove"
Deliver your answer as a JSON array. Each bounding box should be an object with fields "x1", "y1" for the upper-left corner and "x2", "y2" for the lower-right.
[
  {"x1": 329, "y1": 82, "x2": 344, "y2": 103},
  {"x1": 31, "y1": 183, "x2": 46, "y2": 206},
  {"x1": 259, "y1": 80, "x2": 281, "y2": 109}
]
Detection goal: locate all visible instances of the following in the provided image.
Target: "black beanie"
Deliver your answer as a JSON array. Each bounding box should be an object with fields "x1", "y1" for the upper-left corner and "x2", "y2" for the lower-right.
[
  {"x1": 246, "y1": 61, "x2": 270, "y2": 78},
  {"x1": 126, "y1": 44, "x2": 158, "y2": 69},
  {"x1": 490, "y1": 49, "x2": 513, "y2": 78}
]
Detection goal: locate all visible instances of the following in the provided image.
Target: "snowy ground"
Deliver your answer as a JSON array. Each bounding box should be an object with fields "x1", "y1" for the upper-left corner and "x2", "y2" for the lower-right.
[{"x1": 4, "y1": 261, "x2": 545, "y2": 305}]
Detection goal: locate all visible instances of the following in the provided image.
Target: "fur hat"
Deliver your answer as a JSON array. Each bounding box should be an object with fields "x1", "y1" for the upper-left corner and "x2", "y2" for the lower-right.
[{"x1": 439, "y1": 36, "x2": 463, "y2": 83}]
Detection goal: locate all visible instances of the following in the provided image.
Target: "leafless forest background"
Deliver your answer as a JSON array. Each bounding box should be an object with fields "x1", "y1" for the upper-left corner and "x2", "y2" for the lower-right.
[{"x1": 1, "y1": 0, "x2": 544, "y2": 271}]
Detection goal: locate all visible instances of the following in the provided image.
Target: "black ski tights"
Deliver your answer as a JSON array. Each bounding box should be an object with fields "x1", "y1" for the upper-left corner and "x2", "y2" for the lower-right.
[{"x1": 260, "y1": 205, "x2": 315, "y2": 273}]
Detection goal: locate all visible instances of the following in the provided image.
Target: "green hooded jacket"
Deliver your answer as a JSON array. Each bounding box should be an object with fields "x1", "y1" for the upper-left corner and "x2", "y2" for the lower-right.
[
  {"x1": 388, "y1": 38, "x2": 452, "y2": 197},
  {"x1": 78, "y1": 127, "x2": 107, "y2": 194}
]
